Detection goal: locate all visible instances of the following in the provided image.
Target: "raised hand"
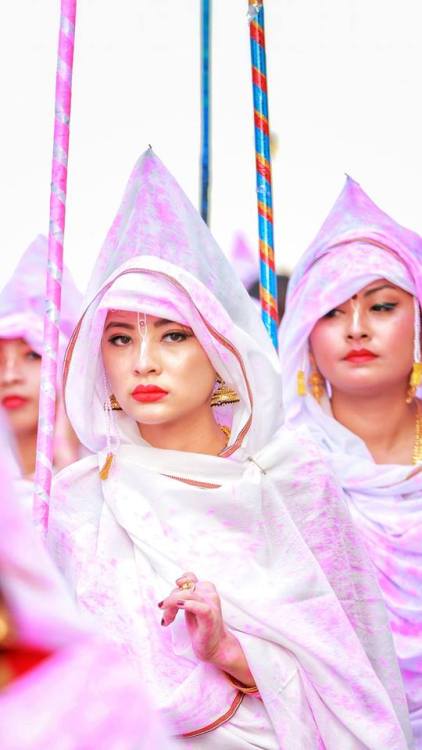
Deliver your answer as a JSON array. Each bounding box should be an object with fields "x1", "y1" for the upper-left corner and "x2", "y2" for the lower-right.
[{"x1": 158, "y1": 572, "x2": 256, "y2": 689}]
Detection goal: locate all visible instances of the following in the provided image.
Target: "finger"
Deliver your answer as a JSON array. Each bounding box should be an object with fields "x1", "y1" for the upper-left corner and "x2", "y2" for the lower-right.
[
  {"x1": 160, "y1": 596, "x2": 199, "y2": 626},
  {"x1": 180, "y1": 600, "x2": 215, "y2": 624},
  {"x1": 157, "y1": 585, "x2": 187, "y2": 608},
  {"x1": 194, "y1": 581, "x2": 219, "y2": 596},
  {"x1": 162, "y1": 599, "x2": 215, "y2": 627},
  {"x1": 159, "y1": 589, "x2": 210, "y2": 611}
]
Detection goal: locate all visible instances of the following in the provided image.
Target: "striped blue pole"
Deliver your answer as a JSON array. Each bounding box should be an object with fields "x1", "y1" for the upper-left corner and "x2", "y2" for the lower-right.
[
  {"x1": 248, "y1": 1, "x2": 279, "y2": 349},
  {"x1": 200, "y1": 0, "x2": 211, "y2": 224}
]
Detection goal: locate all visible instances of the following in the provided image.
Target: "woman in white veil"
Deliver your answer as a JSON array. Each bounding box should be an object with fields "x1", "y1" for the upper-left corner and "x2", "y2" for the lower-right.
[
  {"x1": 0, "y1": 412, "x2": 173, "y2": 749},
  {"x1": 48, "y1": 150, "x2": 411, "y2": 748},
  {"x1": 279, "y1": 176, "x2": 422, "y2": 745}
]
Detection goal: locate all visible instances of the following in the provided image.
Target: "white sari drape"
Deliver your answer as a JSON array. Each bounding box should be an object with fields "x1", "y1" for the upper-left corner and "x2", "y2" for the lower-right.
[
  {"x1": 280, "y1": 176, "x2": 422, "y2": 747},
  {"x1": 49, "y1": 155, "x2": 412, "y2": 748}
]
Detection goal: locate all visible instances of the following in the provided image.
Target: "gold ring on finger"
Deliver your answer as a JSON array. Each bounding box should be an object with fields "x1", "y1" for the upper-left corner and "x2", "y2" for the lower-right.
[{"x1": 178, "y1": 580, "x2": 196, "y2": 592}]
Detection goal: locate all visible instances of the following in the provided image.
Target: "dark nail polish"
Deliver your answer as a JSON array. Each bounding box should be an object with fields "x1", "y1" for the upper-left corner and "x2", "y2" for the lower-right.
[
  {"x1": 158, "y1": 601, "x2": 164, "y2": 608},
  {"x1": 176, "y1": 601, "x2": 185, "y2": 607},
  {"x1": 161, "y1": 617, "x2": 166, "y2": 626}
]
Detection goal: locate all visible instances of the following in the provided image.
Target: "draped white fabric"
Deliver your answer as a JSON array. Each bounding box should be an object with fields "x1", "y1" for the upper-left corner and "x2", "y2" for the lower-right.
[
  {"x1": 279, "y1": 176, "x2": 422, "y2": 746},
  {"x1": 49, "y1": 249, "x2": 411, "y2": 747},
  {"x1": 0, "y1": 416, "x2": 173, "y2": 749}
]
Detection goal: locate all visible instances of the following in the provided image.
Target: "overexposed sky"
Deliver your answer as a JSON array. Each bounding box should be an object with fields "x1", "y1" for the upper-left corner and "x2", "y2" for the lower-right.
[{"x1": 1, "y1": 1, "x2": 422, "y2": 292}]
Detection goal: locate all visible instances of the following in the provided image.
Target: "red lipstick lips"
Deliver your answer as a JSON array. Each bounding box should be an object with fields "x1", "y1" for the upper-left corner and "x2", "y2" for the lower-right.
[
  {"x1": 2, "y1": 395, "x2": 28, "y2": 410},
  {"x1": 344, "y1": 349, "x2": 377, "y2": 364},
  {"x1": 131, "y1": 385, "x2": 168, "y2": 403}
]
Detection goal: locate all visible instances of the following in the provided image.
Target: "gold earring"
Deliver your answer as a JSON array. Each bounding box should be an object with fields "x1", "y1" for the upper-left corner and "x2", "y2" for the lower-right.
[
  {"x1": 109, "y1": 393, "x2": 122, "y2": 411},
  {"x1": 406, "y1": 362, "x2": 422, "y2": 404},
  {"x1": 308, "y1": 357, "x2": 324, "y2": 403},
  {"x1": 297, "y1": 370, "x2": 307, "y2": 397},
  {"x1": 210, "y1": 377, "x2": 240, "y2": 407}
]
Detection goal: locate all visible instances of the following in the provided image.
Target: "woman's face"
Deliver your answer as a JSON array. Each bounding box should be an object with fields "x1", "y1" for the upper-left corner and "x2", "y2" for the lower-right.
[
  {"x1": 101, "y1": 311, "x2": 218, "y2": 426},
  {"x1": 309, "y1": 279, "x2": 415, "y2": 397},
  {"x1": 0, "y1": 338, "x2": 41, "y2": 435}
]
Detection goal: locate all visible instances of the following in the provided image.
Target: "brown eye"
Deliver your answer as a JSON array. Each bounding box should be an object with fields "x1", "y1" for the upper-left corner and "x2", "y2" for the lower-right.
[
  {"x1": 162, "y1": 331, "x2": 189, "y2": 343},
  {"x1": 324, "y1": 308, "x2": 341, "y2": 319},
  {"x1": 109, "y1": 335, "x2": 132, "y2": 346},
  {"x1": 26, "y1": 350, "x2": 41, "y2": 361}
]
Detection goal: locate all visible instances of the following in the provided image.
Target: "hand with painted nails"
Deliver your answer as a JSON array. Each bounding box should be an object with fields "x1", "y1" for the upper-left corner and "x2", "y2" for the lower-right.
[{"x1": 158, "y1": 572, "x2": 256, "y2": 688}]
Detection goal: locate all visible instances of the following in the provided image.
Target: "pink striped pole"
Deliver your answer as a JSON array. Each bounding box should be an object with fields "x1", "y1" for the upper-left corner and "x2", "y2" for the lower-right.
[{"x1": 33, "y1": 0, "x2": 77, "y2": 535}]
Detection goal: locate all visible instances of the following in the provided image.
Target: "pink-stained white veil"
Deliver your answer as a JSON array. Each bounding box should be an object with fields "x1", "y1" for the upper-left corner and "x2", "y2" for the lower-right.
[
  {"x1": 280, "y1": 175, "x2": 422, "y2": 746},
  {"x1": 0, "y1": 414, "x2": 173, "y2": 749},
  {"x1": 0, "y1": 235, "x2": 81, "y2": 358},
  {"x1": 49, "y1": 153, "x2": 411, "y2": 748}
]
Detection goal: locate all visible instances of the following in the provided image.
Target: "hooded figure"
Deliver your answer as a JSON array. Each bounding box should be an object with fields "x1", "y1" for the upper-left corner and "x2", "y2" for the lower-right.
[
  {"x1": 48, "y1": 151, "x2": 411, "y2": 749},
  {"x1": 0, "y1": 235, "x2": 81, "y2": 355},
  {"x1": 0, "y1": 414, "x2": 173, "y2": 749},
  {"x1": 0, "y1": 235, "x2": 82, "y2": 505},
  {"x1": 280, "y1": 175, "x2": 422, "y2": 745}
]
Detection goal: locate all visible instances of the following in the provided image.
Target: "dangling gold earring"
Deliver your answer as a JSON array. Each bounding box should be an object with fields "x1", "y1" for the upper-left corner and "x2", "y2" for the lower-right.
[
  {"x1": 308, "y1": 355, "x2": 324, "y2": 403},
  {"x1": 406, "y1": 363, "x2": 422, "y2": 404},
  {"x1": 109, "y1": 393, "x2": 122, "y2": 411},
  {"x1": 297, "y1": 370, "x2": 307, "y2": 397},
  {"x1": 406, "y1": 297, "x2": 422, "y2": 404},
  {"x1": 210, "y1": 376, "x2": 240, "y2": 407}
]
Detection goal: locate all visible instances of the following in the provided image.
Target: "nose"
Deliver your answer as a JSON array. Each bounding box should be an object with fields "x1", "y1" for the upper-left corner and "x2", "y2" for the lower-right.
[
  {"x1": 345, "y1": 302, "x2": 369, "y2": 342},
  {"x1": 0, "y1": 352, "x2": 23, "y2": 385},
  {"x1": 132, "y1": 339, "x2": 161, "y2": 376},
  {"x1": 346, "y1": 327, "x2": 369, "y2": 342}
]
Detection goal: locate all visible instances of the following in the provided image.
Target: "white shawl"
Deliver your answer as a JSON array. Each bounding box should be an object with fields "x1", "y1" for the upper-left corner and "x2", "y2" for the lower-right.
[{"x1": 48, "y1": 251, "x2": 411, "y2": 748}]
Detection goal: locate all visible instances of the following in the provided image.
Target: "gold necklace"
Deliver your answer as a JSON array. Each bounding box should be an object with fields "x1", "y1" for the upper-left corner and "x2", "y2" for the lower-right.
[{"x1": 412, "y1": 405, "x2": 422, "y2": 465}]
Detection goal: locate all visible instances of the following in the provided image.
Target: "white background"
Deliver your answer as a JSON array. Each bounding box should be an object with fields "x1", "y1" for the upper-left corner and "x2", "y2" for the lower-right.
[{"x1": 1, "y1": 1, "x2": 421, "y2": 291}]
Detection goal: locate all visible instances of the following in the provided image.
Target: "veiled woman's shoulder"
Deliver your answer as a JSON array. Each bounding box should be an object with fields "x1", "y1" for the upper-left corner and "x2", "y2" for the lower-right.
[
  {"x1": 270, "y1": 422, "x2": 333, "y2": 469},
  {"x1": 52, "y1": 453, "x2": 100, "y2": 492},
  {"x1": 48, "y1": 454, "x2": 104, "y2": 571}
]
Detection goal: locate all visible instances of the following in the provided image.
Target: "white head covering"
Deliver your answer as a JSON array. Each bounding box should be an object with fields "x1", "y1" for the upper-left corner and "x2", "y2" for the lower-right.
[
  {"x1": 0, "y1": 234, "x2": 82, "y2": 360},
  {"x1": 280, "y1": 175, "x2": 422, "y2": 745},
  {"x1": 50, "y1": 153, "x2": 411, "y2": 748},
  {"x1": 0, "y1": 235, "x2": 83, "y2": 487}
]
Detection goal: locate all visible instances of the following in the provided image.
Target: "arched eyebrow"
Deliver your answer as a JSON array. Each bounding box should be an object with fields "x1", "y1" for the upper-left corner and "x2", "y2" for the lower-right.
[
  {"x1": 104, "y1": 321, "x2": 135, "y2": 331},
  {"x1": 105, "y1": 318, "x2": 188, "y2": 331},
  {"x1": 363, "y1": 284, "x2": 396, "y2": 297}
]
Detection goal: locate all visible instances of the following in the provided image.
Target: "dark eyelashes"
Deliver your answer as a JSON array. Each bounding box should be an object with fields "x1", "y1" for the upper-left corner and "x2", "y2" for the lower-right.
[
  {"x1": 108, "y1": 334, "x2": 132, "y2": 345},
  {"x1": 107, "y1": 331, "x2": 192, "y2": 345},
  {"x1": 370, "y1": 302, "x2": 398, "y2": 311},
  {"x1": 324, "y1": 301, "x2": 398, "y2": 318}
]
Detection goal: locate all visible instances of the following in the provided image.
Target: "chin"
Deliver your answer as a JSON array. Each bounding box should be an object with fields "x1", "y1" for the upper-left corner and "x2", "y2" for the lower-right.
[
  {"x1": 334, "y1": 379, "x2": 385, "y2": 397},
  {"x1": 125, "y1": 404, "x2": 173, "y2": 425}
]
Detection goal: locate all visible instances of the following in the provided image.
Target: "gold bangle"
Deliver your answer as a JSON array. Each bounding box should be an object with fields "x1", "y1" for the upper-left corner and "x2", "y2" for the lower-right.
[{"x1": 224, "y1": 672, "x2": 259, "y2": 695}]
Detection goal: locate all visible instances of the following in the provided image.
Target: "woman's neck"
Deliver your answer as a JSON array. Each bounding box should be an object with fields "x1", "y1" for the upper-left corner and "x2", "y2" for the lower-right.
[
  {"x1": 16, "y1": 429, "x2": 37, "y2": 477},
  {"x1": 138, "y1": 408, "x2": 227, "y2": 455},
  {"x1": 330, "y1": 387, "x2": 417, "y2": 464}
]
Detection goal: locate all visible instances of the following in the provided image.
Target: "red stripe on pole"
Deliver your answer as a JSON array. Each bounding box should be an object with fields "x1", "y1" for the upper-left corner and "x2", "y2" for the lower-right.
[
  {"x1": 256, "y1": 153, "x2": 271, "y2": 181},
  {"x1": 260, "y1": 295, "x2": 279, "y2": 320},
  {"x1": 250, "y1": 19, "x2": 265, "y2": 47},
  {"x1": 259, "y1": 249, "x2": 276, "y2": 272},
  {"x1": 252, "y1": 66, "x2": 267, "y2": 92},
  {"x1": 258, "y1": 201, "x2": 273, "y2": 221},
  {"x1": 254, "y1": 111, "x2": 270, "y2": 136}
]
